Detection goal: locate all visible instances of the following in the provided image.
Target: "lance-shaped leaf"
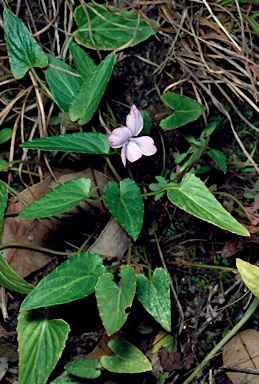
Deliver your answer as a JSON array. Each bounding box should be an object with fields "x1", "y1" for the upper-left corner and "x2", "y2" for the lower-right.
[
  {"x1": 4, "y1": 8, "x2": 48, "y2": 79},
  {"x1": 101, "y1": 338, "x2": 152, "y2": 373},
  {"x1": 137, "y1": 268, "x2": 171, "y2": 332},
  {"x1": 45, "y1": 54, "x2": 83, "y2": 112},
  {"x1": 18, "y1": 310, "x2": 70, "y2": 384},
  {"x1": 236, "y1": 259, "x2": 259, "y2": 298},
  {"x1": 74, "y1": 4, "x2": 156, "y2": 50},
  {"x1": 21, "y1": 252, "x2": 106, "y2": 310},
  {"x1": 104, "y1": 178, "x2": 144, "y2": 240},
  {"x1": 160, "y1": 93, "x2": 205, "y2": 129},
  {"x1": 167, "y1": 173, "x2": 249, "y2": 236},
  {"x1": 19, "y1": 178, "x2": 92, "y2": 219},
  {"x1": 69, "y1": 53, "x2": 114, "y2": 125},
  {"x1": 21, "y1": 132, "x2": 110, "y2": 154},
  {"x1": 95, "y1": 266, "x2": 136, "y2": 335},
  {"x1": 0, "y1": 252, "x2": 34, "y2": 294},
  {"x1": 207, "y1": 149, "x2": 227, "y2": 174},
  {"x1": 65, "y1": 358, "x2": 101, "y2": 379},
  {"x1": 0, "y1": 180, "x2": 8, "y2": 241},
  {"x1": 69, "y1": 42, "x2": 97, "y2": 79}
]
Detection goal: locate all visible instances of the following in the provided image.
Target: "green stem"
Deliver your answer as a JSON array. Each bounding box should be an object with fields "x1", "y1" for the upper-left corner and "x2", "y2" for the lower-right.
[
  {"x1": 62, "y1": 36, "x2": 74, "y2": 60},
  {"x1": 0, "y1": 242, "x2": 74, "y2": 256},
  {"x1": 183, "y1": 298, "x2": 259, "y2": 383},
  {"x1": 167, "y1": 261, "x2": 237, "y2": 273},
  {"x1": 214, "y1": 191, "x2": 253, "y2": 223},
  {"x1": 7, "y1": 185, "x2": 31, "y2": 205},
  {"x1": 105, "y1": 156, "x2": 122, "y2": 181},
  {"x1": 30, "y1": 67, "x2": 54, "y2": 99}
]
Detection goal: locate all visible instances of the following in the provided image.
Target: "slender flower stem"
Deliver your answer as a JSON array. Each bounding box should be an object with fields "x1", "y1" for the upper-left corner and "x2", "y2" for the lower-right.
[
  {"x1": 105, "y1": 156, "x2": 122, "y2": 181},
  {"x1": 183, "y1": 298, "x2": 259, "y2": 383}
]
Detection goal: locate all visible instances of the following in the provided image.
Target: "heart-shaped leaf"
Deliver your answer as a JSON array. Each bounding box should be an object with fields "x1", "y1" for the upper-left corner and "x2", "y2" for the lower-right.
[
  {"x1": 160, "y1": 92, "x2": 205, "y2": 129},
  {"x1": 236, "y1": 258, "x2": 259, "y2": 298},
  {"x1": 136, "y1": 268, "x2": 171, "y2": 332},
  {"x1": 101, "y1": 338, "x2": 152, "y2": 373},
  {"x1": 21, "y1": 252, "x2": 106, "y2": 310},
  {"x1": 45, "y1": 54, "x2": 83, "y2": 112},
  {"x1": 74, "y1": 4, "x2": 156, "y2": 50},
  {"x1": 95, "y1": 266, "x2": 136, "y2": 335},
  {"x1": 69, "y1": 42, "x2": 97, "y2": 79},
  {"x1": 103, "y1": 178, "x2": 144, "y2": 240},
  {"x1": 18, "y1": 310, "x2": 70, "y2": 384},
  {"x1": 65, "y1": 358, "x2": 101, "y2": 379},
  {"x1": 167, "y1": 173, "x2": 249, "y2": 236},
  {"x1": 19, "y1": 178, "x2": 92, "y2": 219},
  {"x1": 0, "y1": 252, "x2": 34, "y2": 294},
  {"x1": 21, "y1": 132, "x2": 110, "y2": 154},
  {"x1": 69, "y1": 53, "x2": 114, "y2": 125},
  {"x1": 4, "y1": 8, "x2": 48, "y2": 79}
]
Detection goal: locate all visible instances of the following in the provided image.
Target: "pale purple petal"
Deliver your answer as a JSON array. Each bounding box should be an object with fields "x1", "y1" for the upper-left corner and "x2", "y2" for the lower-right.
[
  {"x1": 133, "y1": 136, "x2": 157, "y2": 156},
  {"x1": 121, "y1": 144, "x2": 127, "y2": 167},
  {"x1": 125, "y1": 140, "x2": 143, "y2": 163},
  {"x1": 126, "y1": 105, "x2": 143, "y2": 136},
  {"x1": 108, "y1": 127, "x2": 132, "y2": 148}
]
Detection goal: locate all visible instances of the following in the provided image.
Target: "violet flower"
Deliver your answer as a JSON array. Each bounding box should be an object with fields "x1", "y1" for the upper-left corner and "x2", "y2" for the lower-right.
[{"x1": 108, "y1": 105, "x2": 157, "y2": 167}]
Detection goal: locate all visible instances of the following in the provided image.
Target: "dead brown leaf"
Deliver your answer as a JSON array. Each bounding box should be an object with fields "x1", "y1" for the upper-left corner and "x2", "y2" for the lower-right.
[
  {"x1": 2, "y1": 169, "x2": 120, "y2": 278},
  {"x1": 88, "y1": 218, "x2": 129, "y2": 260},
  {"x1": 86, "y1": 334, "x2": 115, "y2": 360},
  {"x1": 222, "y1": 329, "x2": 259, "y2": 384},
  {"x1": 2, "y1": 178, "x2": 54, "y2": 278}
]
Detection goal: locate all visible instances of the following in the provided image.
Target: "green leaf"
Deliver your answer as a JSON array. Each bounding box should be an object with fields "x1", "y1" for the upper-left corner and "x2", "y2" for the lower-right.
[
  {"x1": 95, "y1": 266, "x2": 136, "y2": 335},
  {"x1": 153, "y1": 331, "x2": 176, "y2": 354},
  {"x1": 167, "y1": 173, "x2": 249, "y2": 236},
  {"x1": 201, "y1": 122, "x2": 217, "y2": 138},
  {"x1": 19, "y1": 178, "x2": 92, "y2": 219},
  {"x1": 69, "y1": 42, "x2": 97, "y2": 79},
  {"x1": 74, "y1": 4, "x2": 156, "y2": 50},
  {"x1": 0, "y1": 252, "x2": 34, "y2": 294},
  {"x1": 69, "y1": 53, "x2": 115, "y2": 125},
  {"x1": 103, "y1": 178, "x2": 144, "y2": 240},
  {"x1": 50, "y1": 372, "x2": 88, "y2": 383},
  {"x1": 207, "y1": 149, "x2": 227, "y2": 173},
  {"x1": 45, "y1": 54, "x2": 83, "y2": 112},
  {"x1": 18, "y1": 310, "x2": 70, "y2": 384},
  {"x1": 100, "y1": 338, "x2": 152, "y2": 373},
  {"x1": 0, "y1": 180, "x2": 8, "y2": 242},
  {"x1": 21, "y1": 132, "x2": 110, "y2": 154},
  {"x1": 21, "y1": 252, "x2": 106, "y2": 310},
  {"x1": 65, "y1": 358, "x2": 101, "y2": 379},
  {"x1": 236, "y1": 259, "x2": 259, "y2": 298},
  {"x1": 136, "y1": 268, "x2": 171, "y2": 332},
  {"x1": 140, "y1": 110, "x2": 152, "y2": 135},
  {"x1": 0, "y1": 128, "x2": 12, "y2": 145},
  {"x1": 160, "y1": 93, "x2": 205, "y2": 129},
  {"x1": 242, "y1": 13, "x2": 259, "y2": 34},
  {"x1": 3, "y1": 8, "x2": 48, "y2": 79}
]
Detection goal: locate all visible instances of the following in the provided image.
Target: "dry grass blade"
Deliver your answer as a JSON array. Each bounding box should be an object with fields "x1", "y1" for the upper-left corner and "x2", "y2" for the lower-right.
[{"x1": 158, "y1": 1, "x2": 259, "y2": 172}]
